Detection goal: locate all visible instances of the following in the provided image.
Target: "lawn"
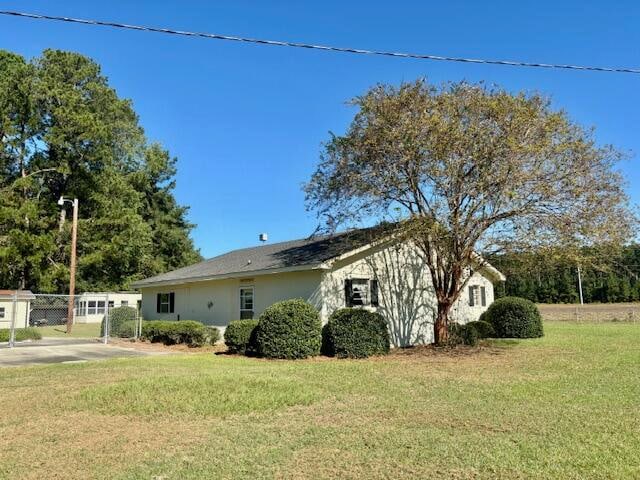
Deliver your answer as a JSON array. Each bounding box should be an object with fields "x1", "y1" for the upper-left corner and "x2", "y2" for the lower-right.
[
  {"x1": 36, "y1": 322, "x2": 101, "y2": 338},
  {"x1": 0, "y1": 321, "x2": 638, "y2": 479}
]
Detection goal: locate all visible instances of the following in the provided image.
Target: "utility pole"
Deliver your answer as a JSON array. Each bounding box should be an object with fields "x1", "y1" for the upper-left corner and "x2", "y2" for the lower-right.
[
  {"x1": 58, "y1": 196, "x2": 79, "y2": 334},
  {"x1": 577, "y1": 264, "x2": 584, "y2": 306}
]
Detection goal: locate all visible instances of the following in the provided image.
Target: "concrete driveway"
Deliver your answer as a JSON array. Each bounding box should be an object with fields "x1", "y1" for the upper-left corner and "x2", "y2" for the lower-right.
[{"x1": 0, "y1": 338, "x2": 161, "y2": 367}]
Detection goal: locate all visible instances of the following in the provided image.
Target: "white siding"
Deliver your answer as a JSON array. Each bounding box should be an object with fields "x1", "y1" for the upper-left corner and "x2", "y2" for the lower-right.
[
  {"x1": 139, "y1": 270, "x2": 323, "y2": 331},
  {"x1": 321, "y1": 243, "x2": 496, "y2": 347},
  {"x1": 0, "y1": 299, "x2": 30, "y2": 330}
]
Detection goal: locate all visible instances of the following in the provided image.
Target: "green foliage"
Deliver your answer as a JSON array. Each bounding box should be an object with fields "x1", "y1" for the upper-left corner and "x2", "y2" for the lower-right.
[
  {"x1": 448, "y1": 323, "x2": 479, "y2": 346},
  {"x1": 467, "y1": 320, "x2": 495, "y2": 338},
  {"x1": 0, "y1": 49, "x2": 200, "y2": 292},
  {"x1": 204, "y1": 326, "x2": 221, "y2": 345},
  {"x1": 255, "y1": 299, "x2": 322, "y2": 359},
  {"x1": 322, "y1": 308, "x2": 390, "y2": 358},
  {"x1": 101, "y1": 306, "x2": 137, "y2": 338},
  {"x1": 141, "y1": 320, "x2": 213, "y2": 347},
  {"x1": 492, "y1": 245, "x2": 640, "y2": 304},
  {"x1": 224, "y1": 319, "x2": 259, "y2": 354},
  {"x1": 0, "y1": 327, "x2": 42, "y2": 342},
  {"x1": 483, "y1": 297, "x2": 544, "y2": 338}
]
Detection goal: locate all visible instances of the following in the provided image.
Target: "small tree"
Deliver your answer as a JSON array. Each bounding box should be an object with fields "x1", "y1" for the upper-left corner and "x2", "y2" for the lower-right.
[{"x1": 305, "y1": 80, "x2": 636, "y2": 345}]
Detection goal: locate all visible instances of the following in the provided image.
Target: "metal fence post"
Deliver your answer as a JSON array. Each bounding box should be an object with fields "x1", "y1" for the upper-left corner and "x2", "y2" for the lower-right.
[
  {"x1": 8, "y1": 291, "x2": 18, "y2": 348},
  {"x1": 103, "y1": 294, "x2": 109, "y2": 345}
]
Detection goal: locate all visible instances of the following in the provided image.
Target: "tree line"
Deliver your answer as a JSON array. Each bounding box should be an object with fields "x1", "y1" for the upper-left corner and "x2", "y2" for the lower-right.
[
  {"x1": 0, "y1": 49, "x2": 201, "y2": 293},
  {"x1": 491, "y1": 245, "x2": 640, "y2": 303}
]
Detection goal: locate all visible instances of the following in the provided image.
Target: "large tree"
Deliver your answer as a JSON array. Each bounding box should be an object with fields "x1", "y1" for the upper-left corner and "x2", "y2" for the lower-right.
[
  {"x1": 0, "y1": 49, "x2": 200, "y2": 292},
  {"x1": 305, "y1": 80, "x2": 636, "y2": 344}
]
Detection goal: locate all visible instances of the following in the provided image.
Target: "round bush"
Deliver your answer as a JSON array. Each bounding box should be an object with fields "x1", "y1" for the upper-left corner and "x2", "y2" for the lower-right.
[
  {"x1": 466, "y1": 320, "x2": 495, "y2": 339},
  {"x1": 482, "y1": 297, "x2": 544, "y2": 338},
  {"x1": 255, "y1": 299, "x2": 321, "y2": 359},
  {"x1": 448, "y1": 323, "x2": 479, "y2": 346},
  {"x1": 322, "y1": 308, "x2": 390, "y2": 358},
  {"x1": 224, "y1": 319, "x2": 259, "y2": 354}
]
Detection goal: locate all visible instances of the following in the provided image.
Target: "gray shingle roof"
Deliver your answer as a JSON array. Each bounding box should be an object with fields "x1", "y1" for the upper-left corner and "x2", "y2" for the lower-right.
[{"x1": 132, "y1": 225, "x2": 392, "y2": 288}]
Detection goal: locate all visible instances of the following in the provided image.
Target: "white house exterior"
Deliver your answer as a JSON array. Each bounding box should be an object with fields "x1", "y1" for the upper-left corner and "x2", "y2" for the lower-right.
[
  {"x1": 132, "y1": 227, "x2": 505, "y2": 346},
  {"x1": 74, "y1": 292, "x2": 141, "y2": 324},
  {"x1": 0, "y1": 290, "x2": 36, "y2": 330}
]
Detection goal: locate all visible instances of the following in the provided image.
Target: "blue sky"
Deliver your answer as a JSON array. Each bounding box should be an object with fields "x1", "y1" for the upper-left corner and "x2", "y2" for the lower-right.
[{"x1": 1, "y1": 0, "x2": 638, "y2": 258}]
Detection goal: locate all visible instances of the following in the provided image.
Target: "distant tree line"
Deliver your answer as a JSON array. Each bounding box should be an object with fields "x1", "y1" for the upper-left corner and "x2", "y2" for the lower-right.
[
  {"x1": 0, "y1": 49, "x2": 201, "y2": 293},
  {"x1": 490, "y1": 245, "x2": 640, "y2": 303}
]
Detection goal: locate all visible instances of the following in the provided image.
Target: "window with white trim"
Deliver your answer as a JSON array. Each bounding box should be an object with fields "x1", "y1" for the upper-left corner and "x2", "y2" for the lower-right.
[
  {"x1": 88, "y1": 301, "x2": 97, "y2": 315},
  {"x1": 240, "y1": 287, "x2": 254, "y2": 319},
  {"x1": 468, "y1": 285, "x2": 487, "y2": 307},
  {"x1": 345, "y1": 278, "x2": 379, "y2": 307},
  {"x1": 97, "y1": 301, "x2": 106, "y2": 314},
  {"x1": 0, "y1": 307, "x2": 4, "y2": 319},
  {"x1": 157, "y1": 293, "x2": 173, "y2": 314},
  {"x1": 121, "y1": 300, "x2": 128, "y2": 307}
]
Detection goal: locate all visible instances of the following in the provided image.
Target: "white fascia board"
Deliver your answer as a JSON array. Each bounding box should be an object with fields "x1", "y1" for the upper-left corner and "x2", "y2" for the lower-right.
[{"x1": 131, "y1": 264, "x2": 328, "y2": 289}]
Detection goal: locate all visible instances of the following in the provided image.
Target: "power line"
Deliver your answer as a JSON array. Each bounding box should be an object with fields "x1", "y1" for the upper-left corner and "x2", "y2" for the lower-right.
[{"x1": 1, "y1": 10, "x2": 639, "y2": 75}]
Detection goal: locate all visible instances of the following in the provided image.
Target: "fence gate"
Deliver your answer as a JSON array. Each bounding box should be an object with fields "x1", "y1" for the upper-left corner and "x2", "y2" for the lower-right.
[{"x1": 2, "y1": 293, "x2": 141, "y2": 348}]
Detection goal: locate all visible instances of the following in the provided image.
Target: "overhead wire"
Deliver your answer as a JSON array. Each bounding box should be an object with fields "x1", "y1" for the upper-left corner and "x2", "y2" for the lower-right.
[{"x1": 1, "y1": 10, "x2": 639, "y2": 75}]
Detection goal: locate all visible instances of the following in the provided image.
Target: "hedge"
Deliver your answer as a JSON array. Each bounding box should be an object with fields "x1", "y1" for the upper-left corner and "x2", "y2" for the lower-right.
[
  {"x1": 141, "y1": 320, "x2": 219, "y2": 347},
  {"x1": 0, "y1": 327, "x2": 42, "y2": 342},
  {"x1": 448, "y1": 323, "x2": 479, "y2": 346},
  {"x1": 255, "y1": 299, "x2": 321, "y2": 359},
  {"x1": 466, "y1": 320, "x2": 495, "y2": 338},
  {"x1": 322, "y1": 308, "x2": 390, "y2": 358},
  {"x1": 224, "y1": 319, "x2": 259, "y2": 354},
  {"x1": 482, "y1": 297, "x2": 544, "y2": 338}
]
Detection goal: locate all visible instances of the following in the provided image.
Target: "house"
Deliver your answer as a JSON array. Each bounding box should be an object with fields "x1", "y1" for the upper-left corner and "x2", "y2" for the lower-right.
[
  {"x1": 73, "y1": 292, "x2": 141, "y2": 324},
  {"x1": 0, "y1": 290, "x2": 36, "y2": 330},
  {"x1": 131, "y1": 227, "x2": 505, "y2": 346}
]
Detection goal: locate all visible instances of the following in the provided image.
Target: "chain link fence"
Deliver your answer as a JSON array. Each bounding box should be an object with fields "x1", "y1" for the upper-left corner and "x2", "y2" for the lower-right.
[{"x1": 1, "y1": 292, "x2": 141, "y2": 348}]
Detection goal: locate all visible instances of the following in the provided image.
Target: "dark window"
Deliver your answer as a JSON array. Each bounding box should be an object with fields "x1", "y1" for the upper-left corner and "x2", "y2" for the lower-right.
[
  {"x1": 345, "y1": 279, "x2": 378, "y2": 307},
  {"x1": 88, "y1": 301, "x2": 97, "y2": 315},
  {"x1": 0, "y1": 307, "x2": 4, "y2": 319},
  {"x1": 480, "y1": 286, "x2": 487, "y2": 307},
  {"x1": 156, "y1": 293, "x2": 174, "y2": 313}
]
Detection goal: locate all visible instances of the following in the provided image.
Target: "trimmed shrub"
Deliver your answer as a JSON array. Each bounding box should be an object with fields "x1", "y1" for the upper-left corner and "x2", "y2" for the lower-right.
[
  {"x1": 141, "y1": 320, "x2": 210, "y2": 347},
  {"x1": 101, "y1": 306, "x2": 138, "y2": 338},
  {"x1": 322, "y1": 308, "x2": 390, "y2": 358},
  {"x1": 482, "y1": 297, "x2": 544, "y2": 338},
  {"x1": 448, "y1": 323, "x2": 479, "y2": 346},
  {"x1": 224, "y1": 319, "x2": 259, "y2": 354},
  {"x1": 255, "y1": 299, "x2": 321, "y2": 359},
  {"x1": 467, "y1": 320, "x2": 495, "y2": 339},
  {"x1": 0, "y1": 327, "x2": 42, "y2": 342}
]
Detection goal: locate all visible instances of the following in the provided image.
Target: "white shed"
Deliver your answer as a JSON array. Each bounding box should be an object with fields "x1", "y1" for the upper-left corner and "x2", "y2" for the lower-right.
[{"x1": 0, "y1": 290, "x2": 36, "y2": 330}]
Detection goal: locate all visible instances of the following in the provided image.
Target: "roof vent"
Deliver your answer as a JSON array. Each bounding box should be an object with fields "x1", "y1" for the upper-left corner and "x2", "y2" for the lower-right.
[{"x1": 259, "y1": 233, "x2": 268, "y2": 242}]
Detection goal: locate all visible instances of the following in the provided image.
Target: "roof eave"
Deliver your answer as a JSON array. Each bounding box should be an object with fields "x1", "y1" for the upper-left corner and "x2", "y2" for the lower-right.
[{"x1": 131, "y1": 263, "x2": 328, "y2": 289}]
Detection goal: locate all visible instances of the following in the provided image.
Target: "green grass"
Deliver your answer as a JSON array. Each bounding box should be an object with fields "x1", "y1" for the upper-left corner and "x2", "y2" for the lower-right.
[
  {"x1": 0, "y1": 321, "x2": 638, "y2": 479},
  {"x1": 36, "y1": 322, "x2": 101, "y2": 338}
]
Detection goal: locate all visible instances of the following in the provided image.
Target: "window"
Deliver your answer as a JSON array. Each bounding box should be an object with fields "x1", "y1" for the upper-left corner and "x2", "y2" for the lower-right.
[
  {"x1": 108, "y1": 301, "x2": 114, "y2": 309},
  {"x1": 156, "y1": 293, "x2": 174, "y2": 314},
  {"x1": 97, "y1": 301, "x2": 106, "y2": 314},
  {"x1": 121, "y1": 300, "x2": 128, "y2": 307},
  {"x1": 240, "y1": 287, "x2": 254, "y2": 319},
  {"x1": 88, "y1": 301, "x2": 97, "y2": 315},
  {"x1": 0, "y1": 307, "x2": 4, "y2": 319},
  {"x1": 468, "y1": 286, "x2": 486, "y2": 307},
  {"x1": 345, "y1": 279, "x2": 379, "y2": 307}
]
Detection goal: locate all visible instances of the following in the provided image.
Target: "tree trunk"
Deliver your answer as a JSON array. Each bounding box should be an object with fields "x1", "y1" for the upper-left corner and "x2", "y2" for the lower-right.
[{"x1": 434, "y1": 301, "x2": 451, "y2": 345}]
